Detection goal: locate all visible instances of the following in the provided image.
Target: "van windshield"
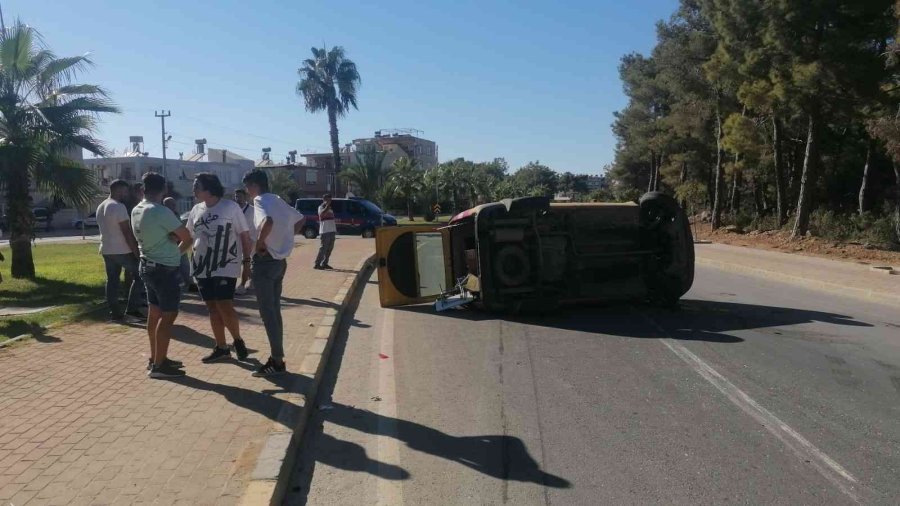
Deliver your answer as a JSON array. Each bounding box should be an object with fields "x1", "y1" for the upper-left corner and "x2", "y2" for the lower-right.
[{"x1": 360, "y1": 200, "x2": 383, "y2": 214}]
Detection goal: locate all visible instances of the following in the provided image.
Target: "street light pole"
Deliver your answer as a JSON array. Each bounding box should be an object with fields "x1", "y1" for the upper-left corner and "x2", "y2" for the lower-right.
[{"x1": 155, "y1": 110, "x2": 171, "y2": 179}]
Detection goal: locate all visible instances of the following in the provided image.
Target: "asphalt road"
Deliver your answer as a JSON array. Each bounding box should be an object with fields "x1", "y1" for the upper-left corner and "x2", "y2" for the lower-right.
[{"x1": 286, "y1": 265, "x2": 900, "y2": 505}]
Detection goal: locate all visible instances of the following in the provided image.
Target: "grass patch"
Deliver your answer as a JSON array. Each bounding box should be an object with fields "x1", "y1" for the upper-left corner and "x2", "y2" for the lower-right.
[
  {"x1": 0, "y1": 242, "x2": 107, "y2": 342},
  {"x1": 396, "y1": 214, "x2": 452, "y2": 226}
]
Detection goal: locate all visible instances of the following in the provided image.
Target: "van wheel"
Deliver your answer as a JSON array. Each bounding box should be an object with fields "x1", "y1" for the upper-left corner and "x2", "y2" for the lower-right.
[
  {"x1": 362, "y1": 228, "x2": 375, "y2": 239},
  {"x1": 640, "y1": 192, "x2": 694, "y2": 304},
  {"x1": 303, "y1": 227, "x2": 318, "y2": 239}
]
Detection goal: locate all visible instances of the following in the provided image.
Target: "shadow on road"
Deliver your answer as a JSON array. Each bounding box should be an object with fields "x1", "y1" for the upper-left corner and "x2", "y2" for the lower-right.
[
  {"x1": 391, "y1": 298, "x2": 873, "y2": 344},
  {"x1": 286, "y1": 272, "x2": 570, "y2": 505}
]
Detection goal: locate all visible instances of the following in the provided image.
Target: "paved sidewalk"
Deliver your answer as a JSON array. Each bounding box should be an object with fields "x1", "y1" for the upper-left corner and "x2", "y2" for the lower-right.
[
  {"x1": 0, "y1": 237, "x2": 373, "y2": 506},
  {"x1": 696, "y1": 242, "x2": 900, "y2": 307}
]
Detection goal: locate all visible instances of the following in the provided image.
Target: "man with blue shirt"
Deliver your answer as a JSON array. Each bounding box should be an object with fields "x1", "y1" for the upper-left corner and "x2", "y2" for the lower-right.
[{"x1": 132, "y1": 172, "x2": 192, "y2": 379}]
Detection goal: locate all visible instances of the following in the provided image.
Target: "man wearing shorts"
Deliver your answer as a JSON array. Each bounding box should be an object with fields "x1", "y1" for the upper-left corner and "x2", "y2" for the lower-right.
[
  {"x1": 242, "y1": 169, "x2": 305, "y2": 377},
  {"x1": 132, "y1": 173, "x2": 191, "y2": 379},
  {"x1": 186, "y1": 173, "x2": 252, "y2": 363}
]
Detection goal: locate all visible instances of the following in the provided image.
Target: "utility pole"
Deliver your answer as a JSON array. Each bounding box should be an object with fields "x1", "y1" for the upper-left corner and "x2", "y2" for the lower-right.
[{"x1": 155, "y1": 110, "x2": 171, "y2": 180}]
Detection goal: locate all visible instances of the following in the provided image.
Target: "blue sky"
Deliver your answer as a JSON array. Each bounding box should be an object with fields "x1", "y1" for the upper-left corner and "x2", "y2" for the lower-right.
[{"x1": 9, "y1": 0, "x2": 677, "y2": 174}]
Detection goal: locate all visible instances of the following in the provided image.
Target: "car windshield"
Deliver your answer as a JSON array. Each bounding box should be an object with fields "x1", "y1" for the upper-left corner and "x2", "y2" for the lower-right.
[{"x1": 360, "y1": 200, "x2": 383, "y2": 214}]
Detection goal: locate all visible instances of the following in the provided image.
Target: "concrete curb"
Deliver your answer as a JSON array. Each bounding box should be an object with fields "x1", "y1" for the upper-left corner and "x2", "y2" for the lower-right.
[
  {"x1": 239, "y1": 253, "x2": 376, "y2": 506},
  {"x1": 696, "y1": 256, "x2": 900, "y2": 309}
]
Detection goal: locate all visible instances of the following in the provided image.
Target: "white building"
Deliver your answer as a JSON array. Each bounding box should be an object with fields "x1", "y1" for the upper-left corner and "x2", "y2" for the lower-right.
[{"x1": 83, "y1": 137, "x2": 255, "y2": 213}]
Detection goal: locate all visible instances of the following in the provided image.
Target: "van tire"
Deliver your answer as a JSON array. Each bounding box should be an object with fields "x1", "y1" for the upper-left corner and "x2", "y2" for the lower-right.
[
  {"x1": 303, "y1": 227, "x2": 318, "y2": 239},
  {"x1": 639, "y1": 192, "x2": 694, "y2": 305},
  {"x1": 361, "y1": 228, "x2": 375, "y2": 239}
]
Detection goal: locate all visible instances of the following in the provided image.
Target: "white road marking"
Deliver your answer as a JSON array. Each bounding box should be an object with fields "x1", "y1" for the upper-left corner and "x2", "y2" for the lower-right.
[
  {"x1": 651, "y1": 319, "x2": 866, "y2": 504},
  {"x1": 376, "y1": 307, "x2": 403, "y2": 505}
]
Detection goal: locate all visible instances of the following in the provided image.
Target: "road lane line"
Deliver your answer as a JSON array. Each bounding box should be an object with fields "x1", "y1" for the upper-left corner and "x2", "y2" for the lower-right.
[
  {"x1": 648, "y1": 318, "x2": 866, "y2": 504},
  {"x1": 376, "y1": 307, "x2": 403, "y2": 505}
]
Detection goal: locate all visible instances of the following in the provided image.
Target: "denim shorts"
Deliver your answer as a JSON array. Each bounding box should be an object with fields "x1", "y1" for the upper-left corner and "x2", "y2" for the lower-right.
[{"x1": 139, "y1": 260, "x2": 182, "y2": 313}]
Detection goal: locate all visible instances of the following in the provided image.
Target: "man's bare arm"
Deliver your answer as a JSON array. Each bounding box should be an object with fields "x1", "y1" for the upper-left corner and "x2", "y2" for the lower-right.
[{"x1": 118, "y1": 220, "x2": 140, "y2": 256}]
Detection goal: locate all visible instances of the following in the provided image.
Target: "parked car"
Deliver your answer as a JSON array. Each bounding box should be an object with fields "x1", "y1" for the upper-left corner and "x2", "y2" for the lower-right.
[
  {"x1": 0, "y1": 208, "x2": 52, "y2": 233},
  {"x1": 295, "y1": 197, "x2": 397, "y2": 239},
  {"x1": 72, "y1": 212, "x2": 98, "y2": 228},
  {"x1": 374, "y1": 192, "x2": 695, "y2": 312}
]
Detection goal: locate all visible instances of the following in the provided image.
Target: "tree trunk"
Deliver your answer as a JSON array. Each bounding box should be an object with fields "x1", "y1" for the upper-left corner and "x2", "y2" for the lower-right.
[
  {"x1": 327, "y1": 105, "x2": 342, "y2": 176},
  {"x1": 753, "y1": 176, "x2": 765, "y2": 219},
  {"x1": 7, "y1": 157, "x2": 36, "y2": 279},
  {"x1": 772, "y1": 116, "x2": 787, "y2": 227},
  {"x1": 858, "y1": 138, "x2": 876, "y2": 216},
  {"x1": 792, "y1": 110, "x2": 820, "y2": 239},
  {"x1": 712, "y1": 90, "x2": 726, "y2": 230},
  {"x1": 407, "y1": 198, "x2": 414, "y2": 221},
  {"x1": 789, "y1": 139, "x2": 803, "y2": 211},
  {"x1": 679, "y1": 160, "x2": 688, "y2": 209},
  {"x1": 729, "y1": 161, "x2": 741, "y2": 213},
  {"x1": 647, "y1": 151, "x2": 656, "y2": 193},
  {"x1": 894, "y1": 161, "x2": 900, "y2": 243}
]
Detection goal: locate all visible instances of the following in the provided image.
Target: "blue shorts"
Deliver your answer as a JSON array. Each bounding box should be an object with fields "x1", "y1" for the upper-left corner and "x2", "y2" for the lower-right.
[{"x1": 140, "y1": 260, "x2": 182, "y2": 313}]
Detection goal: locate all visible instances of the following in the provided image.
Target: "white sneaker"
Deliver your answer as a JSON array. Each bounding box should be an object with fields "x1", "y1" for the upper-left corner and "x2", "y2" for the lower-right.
[{"x1": 235, "y1": 285, "x2": 247, "y2": 296}]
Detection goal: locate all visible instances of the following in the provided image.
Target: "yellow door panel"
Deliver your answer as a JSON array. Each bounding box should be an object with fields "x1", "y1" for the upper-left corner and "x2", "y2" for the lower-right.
[{"x1": 375, "y1": 226, "x2": 451, "y2": 307}]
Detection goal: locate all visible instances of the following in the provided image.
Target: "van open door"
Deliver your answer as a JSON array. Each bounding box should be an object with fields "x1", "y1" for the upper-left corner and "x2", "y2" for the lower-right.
[{"x1": 375, "y1": 226, "x2": 452, "y2": 307}]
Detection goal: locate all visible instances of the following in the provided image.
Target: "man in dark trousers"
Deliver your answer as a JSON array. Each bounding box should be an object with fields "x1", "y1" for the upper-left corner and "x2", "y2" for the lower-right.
[
  {"x1": 96, "y1": 180, "x2": 144, "y2": 321},
  {"x1": 242, "y1": 169, "x2": 305, "y2": 377},
  {"x1": 314, "y1": 194, "x2": 336, "y2": 270}
]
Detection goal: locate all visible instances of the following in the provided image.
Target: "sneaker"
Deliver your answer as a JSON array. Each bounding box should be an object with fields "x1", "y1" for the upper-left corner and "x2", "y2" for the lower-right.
[
  {"x1": 202, "y1": 346, "x2": 232, "y2": 363},
  {"x1": 321, "y1": 264, "x2": 334, "y2": 270},
  {"x1": 313, "y1": 264, "x2": 323, "y2": 270},
  {"x1": 148, "y1": 363, "x2": 186, "y2": 379},
  {"x1": 109, "y1": 313, "x2": 125, "y2": 322},
  {"x1": 235, "y1": 284, "x2": 247, "y2": 296},
  {"x1": 252, "y1": 358, "x2": 286, "y2": 377},
  {"x1": 126, "y1": 310, "x2": 147, "y2": 321},
  {"x1": 233, "y1": 339, "x2": 249, "y2": 361},
  {"x1": 148, "y1": 358, "x2": 184, "y2": 371}
]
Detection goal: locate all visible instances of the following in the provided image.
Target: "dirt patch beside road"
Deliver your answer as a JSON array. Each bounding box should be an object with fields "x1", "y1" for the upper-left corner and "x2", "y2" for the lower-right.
[{"x1": 692, "y1": 222, "x2": 900, "y2": 266}]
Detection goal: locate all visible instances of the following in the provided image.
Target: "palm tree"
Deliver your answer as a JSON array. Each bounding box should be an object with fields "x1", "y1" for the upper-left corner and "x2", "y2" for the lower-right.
[
  {"x1": 296, "y1": 47, "x2": 361, "y2": 175},
  {"x1": 339, "y1": 147, "x2": 386, "y2": 201},
  {"x1": 385, "y1": 157, "x2": 421, "y2": 220},
  {"x1": 0, "y1": 22, "x2": 117, "y2": 278},
  {"x1": 265, "y1": 169, "x2": 301, "y2": 204}
]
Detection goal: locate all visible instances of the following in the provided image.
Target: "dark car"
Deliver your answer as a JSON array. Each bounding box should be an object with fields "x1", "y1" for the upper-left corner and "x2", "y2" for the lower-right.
[
  {"x1": 375, "y1": 192, "x2": 694, "y2": 312},
  {"x1": 295, "y1": 197, "x2": 397, "y2": 239}
]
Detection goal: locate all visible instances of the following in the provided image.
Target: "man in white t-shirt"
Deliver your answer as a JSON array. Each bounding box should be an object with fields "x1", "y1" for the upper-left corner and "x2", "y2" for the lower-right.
[
  {"x1": 314, "y1": 194, "x2": 337, "y2": 270},
  {"x1": 242, "y1": 169, "x2": 305, "y2": 377},
  {"x1": 96, "y1": 179, "x2": 143, "y2": 321},
  {"x1": 187, "y1": 173, "x2": 253, "y2": 364},
  {"x1": 234, "y1": 189, "x2": 256, "y2": 294}
]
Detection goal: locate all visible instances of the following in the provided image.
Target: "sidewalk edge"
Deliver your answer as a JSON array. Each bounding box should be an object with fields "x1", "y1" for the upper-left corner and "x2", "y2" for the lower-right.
[
  {"x1": 239, "y1": 254, "x2": 376, "y2": 506},
  {"x1": 695, "y1": 256, "x2": 900, "y2": 309}
]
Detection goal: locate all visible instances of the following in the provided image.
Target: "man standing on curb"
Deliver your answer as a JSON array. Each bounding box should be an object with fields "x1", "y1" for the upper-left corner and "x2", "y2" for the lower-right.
[
  {"x1": 242, "y1": 169, "x2": 305, "y2": 377},
  {"x1": 314, "y1": 193, "x2": 336, "y2": 270},
  {"x1": 97, "y1": 179, "x2": 144, "y2": 322},
  {"x1": 234, "y1": 189, "x2": 256, "y2": 295},
  {"x1": 132, "y1": 172, "x2": 192, "y2": 379},
  {"x1": 187, "y1": 173, "x2": 252, "y2": 364}
]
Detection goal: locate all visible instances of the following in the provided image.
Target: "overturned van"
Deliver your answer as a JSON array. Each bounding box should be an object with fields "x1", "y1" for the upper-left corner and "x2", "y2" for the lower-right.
[{"x1": 375, "y1": 192, "x2": 694, "y2": 312}]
